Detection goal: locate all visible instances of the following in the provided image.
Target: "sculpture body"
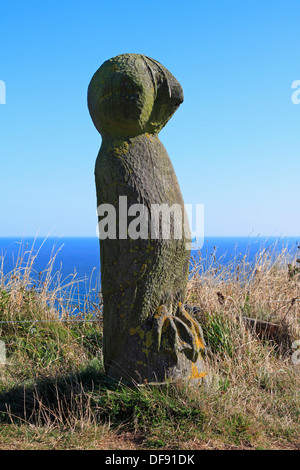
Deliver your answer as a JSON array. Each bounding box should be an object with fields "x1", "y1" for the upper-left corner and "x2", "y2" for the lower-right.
[{"x1": 88, "y1": 54, "x2": 207, "y2": 384}]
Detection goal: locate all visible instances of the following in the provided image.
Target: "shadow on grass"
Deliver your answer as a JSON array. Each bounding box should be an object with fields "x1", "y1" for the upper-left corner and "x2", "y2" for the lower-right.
[
  {"x1": 0, "y1": 364, "x2": 207, "y2": 442},
  {"x1": 0, "y1": 365, "x2": 121, "y2": 425}
]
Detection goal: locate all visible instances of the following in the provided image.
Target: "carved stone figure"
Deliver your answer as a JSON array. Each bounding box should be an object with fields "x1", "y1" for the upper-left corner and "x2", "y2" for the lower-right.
[{"x1": 88, "y1": 53, "x2": 207, "y2": 384}]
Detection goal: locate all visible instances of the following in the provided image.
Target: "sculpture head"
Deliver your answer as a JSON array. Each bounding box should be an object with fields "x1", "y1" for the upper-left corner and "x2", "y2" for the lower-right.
[{"x1": 87, "y1": 53, "x2": 183, "y2": 138}]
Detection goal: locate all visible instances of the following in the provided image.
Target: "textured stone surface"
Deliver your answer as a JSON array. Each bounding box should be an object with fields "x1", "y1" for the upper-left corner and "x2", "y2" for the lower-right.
[{"x1": 88, "y1": 53, "x2": 207, "y2": 384}]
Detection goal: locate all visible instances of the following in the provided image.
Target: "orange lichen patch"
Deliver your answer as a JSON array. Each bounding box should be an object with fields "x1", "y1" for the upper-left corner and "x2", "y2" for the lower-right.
[
  {"x1": 182, "y1": 309, "x2": 205, "y2": 351},
  {"x1": 193, "y1": 330, "x2": 205, "y2": 351},
  {"x1": 154, "y1": 305, "x2": 165, "y2": 319},
  {"x1": 189, "y1": 363, "x2": 208, "y2": 380},
  {"x1": 182, "y1": 309, "x2": 196, "y2": 326}
]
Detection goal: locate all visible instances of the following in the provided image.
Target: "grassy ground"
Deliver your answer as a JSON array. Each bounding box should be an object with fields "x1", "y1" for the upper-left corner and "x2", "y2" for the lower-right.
[{"x1": 0, "y1": 240, "x2": 299, "y2": 450}]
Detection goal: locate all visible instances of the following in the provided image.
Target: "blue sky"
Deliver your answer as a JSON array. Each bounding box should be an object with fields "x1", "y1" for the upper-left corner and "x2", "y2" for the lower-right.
[{"x1": 0, "y1": 0, "x2": 300, "y2": 237}]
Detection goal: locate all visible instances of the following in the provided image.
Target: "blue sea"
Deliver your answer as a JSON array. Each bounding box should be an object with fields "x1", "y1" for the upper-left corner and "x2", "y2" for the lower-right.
[{"x1": 0, "y1": 236, "x2": 299, "y2": 314}]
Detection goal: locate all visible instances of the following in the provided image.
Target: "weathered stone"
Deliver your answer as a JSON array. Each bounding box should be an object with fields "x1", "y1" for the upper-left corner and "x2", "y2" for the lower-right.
[{"x1": 88, "y1": 53, "x2": 207, "y2": 384}]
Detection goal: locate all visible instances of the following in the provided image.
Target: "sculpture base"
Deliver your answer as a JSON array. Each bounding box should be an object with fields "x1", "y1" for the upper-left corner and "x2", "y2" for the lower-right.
[
  {"x1": 105, "y1": 359, "x2": 209, "y2": 387},
  {"x1": 104, "y1": 305, "x2": 208, "y2": 386}
]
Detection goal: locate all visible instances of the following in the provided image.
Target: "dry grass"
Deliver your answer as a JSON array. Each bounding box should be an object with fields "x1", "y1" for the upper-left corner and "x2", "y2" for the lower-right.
[
  {"x1": 187, "y1": 240, "x2": 300, "y2": 346},
  {"x1": 0, "y1": 238, "x2": 299, "y2": 450}
]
